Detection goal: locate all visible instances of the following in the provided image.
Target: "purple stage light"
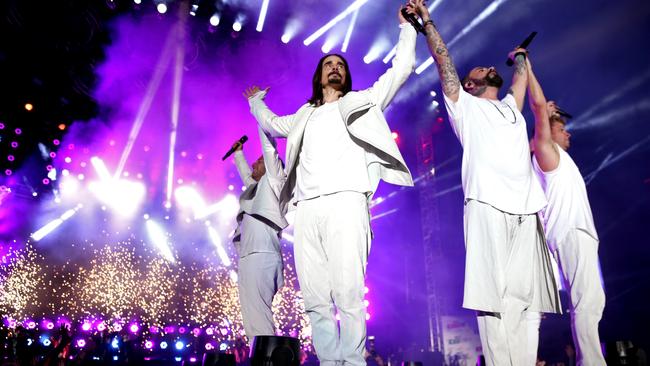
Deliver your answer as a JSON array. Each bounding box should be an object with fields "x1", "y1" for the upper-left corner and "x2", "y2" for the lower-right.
[
  {"x1": 0, "y1": 123, "x2": 4, "y2": 129},
  {"x1": 178, "y1": 326, "x2": 187, "y2": 334},
  {"x1": 366, "y1": 313, "x2": 371, "y2": 320},
  {"x1": 113, "y1": 323, "x2": 123, "y2": 332},
  {"x1": 14, "y1": 128, "x2": 21, "y2": 135},
  {"x1": 81, "y1": 322, "x2": 91, "y2": 331},
  {"x1": 145, "y1": 340, "x2": 154, "y2": 349},
  {"x1": 190, "y1": 357, "x2": 197, "y2": 363},
  {"x1": 164, "y1": 325, "x2": 175, "y2": 333},
  {"x1": 7, "y1": 155, "x2": 14, "y2": 162},
  {"x1": 219, "y1": 328, "x2": 228, "y2": 336},
  {"x1": 64, "y1": 157, "x2": 71, "y2": 163},
  {"x1": 50, "y1": 152, "x2": 57, "y2": 158},
  {"x1": 26, "y1": 320, "x2": 36, "y2": 329},
  {"x1": 129, "y1": 323, "x2": 139, "y2": 333},
  {"x1": 205, "y1": 343, "x2": 214, "y2": 351},
  {"x1": 192, "y1": 327, "x2": 201, "y2": 337},
  {"x1": 76, "y1": 339, "x2": 86, "y2": 348},
  {"x1": 68, "y1": 144, "x2": 75, "y2": 150},
  {"x1": 149, "y1": 326, "x2": 159, "y2": 334},
  {"x1": 4, "y1": 169, "x2": 12, "y2": 176},
  {"x1": 11, "y1": 142, "x2": 18, "y2": 148},
  {"x1": 46, "y1": 321, "x2": 55, "y2": 330},
  {"x1": 43, "y1": 178, "x2": 50, "y2": 185},
  {"x1": 46, "y1": 165, "x2": 53, "y2": 171},
  {"x1": 97, "y1": 323, "x2": 106, "y2": 332},
  {"x1": 53, "y1": 139, "x2": 60, "y2": 145},
  {"x1": 175, "y1": 341, "x2": 184, "y2": 350},
  {"x1": 205, "y1": 327, "x2": 214, "y2": 336}
]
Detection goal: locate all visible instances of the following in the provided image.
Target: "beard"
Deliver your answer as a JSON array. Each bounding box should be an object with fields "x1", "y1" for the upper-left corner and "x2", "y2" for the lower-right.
[
  {"x1": 327, "y1": 72, "x2": 342, "y2": 85},
  {"x1": 485, "y1": 71, "x2": 504, "y2": 88}
]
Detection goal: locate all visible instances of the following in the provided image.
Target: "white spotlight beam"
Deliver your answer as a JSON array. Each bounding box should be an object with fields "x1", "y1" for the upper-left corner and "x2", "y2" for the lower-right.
[
  {"x1": 114, "y1": 32, "x2": 176, "y2": 179},
  {"x1": 208, "y1": 226, "x2": 232, "y2": 267},
  {"x1": 341, "y1": 9, "x2": 359, "y2": 53},
  {"x1": 256, "y1": 0, "x2": 270, "y2": 32},
  {"x1": 194, "y1": 194, "x2": 238, "y2": 219},
  {"x1": 303, "y1": 0, "x2": 369, "y2": 46},
  {"x1": 146, "y1": 219, "x2": 176, "y2": 263},
  {"x1": 165, "y1": 14, "x2": 188, "y2": 207},
  {"x1": 90, "y1": 157, "x2": 111, "y2": 181},
  {"x1": 31, "y1": 204, "x2": 82, "y2": 242},
  {"x1": 415, "y1": 0, "x2": 507, "y2": 74}
]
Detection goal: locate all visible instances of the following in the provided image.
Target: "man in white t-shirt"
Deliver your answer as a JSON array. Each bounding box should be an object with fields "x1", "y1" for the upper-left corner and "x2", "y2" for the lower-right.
[
  {"x1": 243, "y1": 7, "x2": 417, "y2": 366},
  {"x1": 526, "y1": 59, "x2": 606, "y2": 366},
  {"x1": 409, "y1": 1, "x2": 560, "y2": 365}
]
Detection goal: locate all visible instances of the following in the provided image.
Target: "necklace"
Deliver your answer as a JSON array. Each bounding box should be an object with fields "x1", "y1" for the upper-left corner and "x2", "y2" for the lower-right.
[{"x1": 487, "y1": 100, "x2": 517, "y2": 124}]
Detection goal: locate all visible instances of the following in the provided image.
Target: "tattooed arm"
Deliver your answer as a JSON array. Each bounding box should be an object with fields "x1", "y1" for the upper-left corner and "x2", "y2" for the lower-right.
[
  {"x1": 507, "y1": 47, "x2": 529, "y2": 111},
  {"x1": 409, "y1": 0, "x2": 461, "y2": 102}
]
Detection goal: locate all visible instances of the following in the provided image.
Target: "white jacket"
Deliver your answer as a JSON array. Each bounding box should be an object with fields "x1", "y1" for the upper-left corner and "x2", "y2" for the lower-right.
[
  {"x1": 233, "y1": 127, "x2": 288, "y2": 244},
  {"x1": 248, "y1": 24, "x2": 417, "y2": 214}
]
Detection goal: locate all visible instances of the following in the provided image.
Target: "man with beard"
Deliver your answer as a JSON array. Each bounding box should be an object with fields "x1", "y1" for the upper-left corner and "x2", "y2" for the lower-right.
[
  {"x1": 409, "y1": 1, "x2": 560, "y2": 365},
  {"x1": 231, "y1": 126, "x2": 287, "y2": 342},
  {"x1": 243, "y1": 6, "x2": 417, "y2": 366},
  {"x1": 526, "y1": 59, "x2": 606, "y2": 365}
]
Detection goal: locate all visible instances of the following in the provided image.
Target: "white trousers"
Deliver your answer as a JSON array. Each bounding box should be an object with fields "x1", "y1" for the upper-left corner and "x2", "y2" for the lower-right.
[
  {"x1": 526, "y1": 229, "x2": 606, "y2": 366},
  {"x1": 294, "y1": 192, "x2": 370, "y2": 366},
  {"x1": 465, "y1": 200, "x2": 548, "y2": 366},
  {"x1": 238, "y1": 216, "x2": 284, "y2": 340},
  {"x1": 557, "y1": 230, "x2": 606, "y2": 366}
]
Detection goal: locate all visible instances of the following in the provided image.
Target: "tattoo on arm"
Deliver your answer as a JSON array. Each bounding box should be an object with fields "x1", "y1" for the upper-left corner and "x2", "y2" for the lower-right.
[
  {"x1": 514, "y1": 55, "x2": 526, "y2": 76},
  {"x1": 425, "y1": 27, "x2": 460, "y2": 97}
]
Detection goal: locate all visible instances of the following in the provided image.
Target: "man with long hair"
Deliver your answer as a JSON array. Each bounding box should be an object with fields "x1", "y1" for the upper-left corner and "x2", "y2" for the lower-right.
[
  {"x1": 243, "y1": 6, "x2": 417, "y2": 366},
  {"x1": 408, "y1": 0, "x2": 560, "y2": 364},
  {"x1": 527, "y1": 60, "x2": 606, "y2": 365}
]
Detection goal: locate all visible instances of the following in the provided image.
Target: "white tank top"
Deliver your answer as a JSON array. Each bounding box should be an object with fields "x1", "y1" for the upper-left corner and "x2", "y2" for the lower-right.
[{"x1": 533, "y1": 145, "x2": 598, "y2": 250}]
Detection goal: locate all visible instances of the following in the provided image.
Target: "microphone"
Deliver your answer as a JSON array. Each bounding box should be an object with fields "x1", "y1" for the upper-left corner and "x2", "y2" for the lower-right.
[
  {"x1": 506, "y1": 31, "x2": 538, "y2": 66},
  {"x1": 401, "y1": 8, "x2": 426, "y2": 34},
  {"x1": 555, "y1": 107, "x2": 573, "y2": 119},
  {"x1": 222, "y1": 135, "x2": 248, "y2": 161}
]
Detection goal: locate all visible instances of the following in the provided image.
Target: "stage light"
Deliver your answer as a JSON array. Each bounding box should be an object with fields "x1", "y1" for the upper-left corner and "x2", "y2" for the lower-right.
[
  {"x1": 209, "y1": 13, "x2": 220, "y2": 26},
  {"x1": 281, "y1": 19, "x2": 301, "y2": 44},
  {"x1": 111, "y1": 338, "x2": 120, "y2": 349},
  {"x1": 7, "y1": 155, "x2": 14, "y2": 162},
  {"x1": 45, "y1": 321, "x2": 54, "y2": 330},
  {"x1": 190, "y1": 4, "x2": 198, "y2": 16},
  {"x1": 321, "y1": 38, "x2": 336, "y2": 53},
  {"x1": 233, "y1": 21, "x2": 242, "y2": 32},
  {"x1": 341, "y1": 9, "x2": 359, "y2": 53},
  {"x1": 256, "y1": 0, "x2": 270, "y2": 32},
  {"x1": 156, "y1": 3, "x2": 167, "y2": 14},
  {"x1": 82, "y1": 322, "x2": 91, "y2": 331},
  {"x1": 364, "y1": 299, "x2": 370, "y2": 307},
  {"x1": 175, "y1": 341, "x2": 184, "y2": 350},
  {"x1": 208, "y1": 226, "x2": 232, "y2": 267},
  {"x1": 77, "y1": 339, "x2": 86, "y2": 348},
  {"x1": 229, "y1": 270, "x2": 238, "y2": 283},
  {"x1": 160, "y1": 341, "x2": 168, "y2": 349},
  {"x1": 145, "y1": 340, "x2": 154, "y2": 349},
  {"x1": 133, "y1": 0, "x2": 141, "y2": 4},
  {"x1": 113, "y1": 323, "x2": 123, "y2": 332},
  {"x1": 5, "y1": 169, "x2": 12, "y2": 176},
  {"x1": 31, "y1": 205, "x2": 82, "y2": 241},
  {"x1": 174, "y1": 186, "x2": 206, "y2": 217},
  {"x1": 27, "y1": 321, "x2": 36, "y2": 329},
  {"x1": 391, "y1": 132, "x2": 399, "y2": 140},
  {"x1": 281, "y1": 34, "x2": 291, "y2": 44},
  {"x1": 416, "y1": 0, "x2": 507, "y2": 74},
  {"x1": 175, "y1": 357, "x2": 182, "y2": 362},
  {"x1": 303, "y1": 0, "x2": 369, "y2": 46},
  {"x1": 42, "y1": 338, "x2": 52, "y2": 347},
  {"x1": 205, "y1": 342, "x2": 214, "y2": 351},
  {"x1": 11, "y1": 141, "x2": 18, "y2": 148},
  {"x1": 192, "y1": 328, "x2": 201, "y2": 337},
  {"x1": 431, "y1": 100, "x2": 439, "y2": 108},
  {"x1": 179, "y1": 326, "x2": 187, "y2": 334},
  {"x1": 195, "y1": 193, "x2": 238, "y2": 219},
  {"x1": 363, "y1": 38, "x2": 389, "y2": 64},
  {"x1": 113, "y1": 356, "x2": 119, "y2": 361},
  {"x1": 430, "y1": 167, "x2": 436, "y2": 175},
  {"x1": 25, "y1": 103, "x2": 33, "y2": 111},
  {"x1": 220, "y1": 343, "x2": 228, "y2": 351},
  {"x1": 382, "y1": 45, "x2": 397, "y2": 64},
  {"x1": 129, "y1": 323, "x2": 139, "y2": 333},
  {"x1": 146, "y1": 219, "x2": 176, "y2": 263},
  {"x1": 366, "y1": 313, "x2": 371, "y2": 320}
]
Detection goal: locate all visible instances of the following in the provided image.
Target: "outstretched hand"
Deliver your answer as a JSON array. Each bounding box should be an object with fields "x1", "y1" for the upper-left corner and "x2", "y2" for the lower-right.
[
  {"x1": 408, "y1": 0, "x2": 430, "y2": 21},
  {"x1": 243, "y1": 86, "x2": 269, "y2": 99},
  {"x1": 547, "y1": 101, "x2": 560, "y2": 117},
  {"x1": 508, "y1": 47, "x2": 528, "y2": 62}
]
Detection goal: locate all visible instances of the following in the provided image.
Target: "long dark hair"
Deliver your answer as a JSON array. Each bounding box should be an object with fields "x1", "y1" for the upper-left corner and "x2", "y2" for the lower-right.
[{"x1": 308, "y1": 53, "x2": 352, "y2": 106}]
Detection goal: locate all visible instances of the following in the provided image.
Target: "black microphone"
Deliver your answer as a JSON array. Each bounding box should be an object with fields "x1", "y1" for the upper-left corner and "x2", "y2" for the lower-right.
[
  {"x1": 222, "y1": 135, "x2": 248, "y2": 161},
  {"x1": 555, "y1": 107, "x2": 573, "y2": 119},
  {"x1": 506, "y1": 31, "x2": 538, "y2": 66},
  {"x1": 401, "y1": 8, "x2": 426, "y2": 34}
]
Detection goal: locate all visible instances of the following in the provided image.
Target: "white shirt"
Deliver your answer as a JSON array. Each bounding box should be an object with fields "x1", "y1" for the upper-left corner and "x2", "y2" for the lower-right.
[
  {"x1": 533, "y1": 144, "x2": 598, "y2": 251},
  {"x1": 296, "y1": 100, "x2": 372, "y2": 201},
  {"x1": 444, "y1": 89, "x2": 547, "y2": 214}
]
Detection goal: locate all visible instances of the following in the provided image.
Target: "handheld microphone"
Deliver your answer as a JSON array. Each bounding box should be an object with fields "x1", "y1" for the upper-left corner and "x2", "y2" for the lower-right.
[
  {"x1": 506, "y1": 31, "x2": 538, "y2": 66},
  {"x1": 555, "y1": 107, "x2": 573, "y2": 119},
  {"x1": 222, "y1": 135, "x2": 248, "y2": 161},
  {"x1": 401, "y1": 8, "x2": 426, "y2": 34}
]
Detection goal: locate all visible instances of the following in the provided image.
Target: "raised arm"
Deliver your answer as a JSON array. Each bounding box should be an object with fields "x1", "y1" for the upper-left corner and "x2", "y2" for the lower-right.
[
  {"x1": 258, "y1": 126, "x2": 285, "y2": 198},
  {"x1": 245, "y1": 86, "x2": 295, "y2": 138},
  {"x1": 528, "y1": 58, "x2": 559, "y2": 172},
  {"x1": 410, "y1": 0, "x2": 461, "y2": 102},
  {"x1": 508, "y1": 48, "x2": 529, "y2": 111},
  {"x1": 232, "y1": 141, "x2": 256, "y2": 187},
  {"x1": 367, "y1": 7, "x2": 417, "y2": 110}
]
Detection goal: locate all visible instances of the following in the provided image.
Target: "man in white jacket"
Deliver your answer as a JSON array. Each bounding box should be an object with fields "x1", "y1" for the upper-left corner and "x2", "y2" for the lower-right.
[
  {"x1": 231, "y1": 126, "x2": 287, "y2": 341},
  {"x1": 243, "y1": 7, "x2": 417, "y2": 366},
  {"x1": 527, "y1": 60, "x2": 606, "y2": 366}
]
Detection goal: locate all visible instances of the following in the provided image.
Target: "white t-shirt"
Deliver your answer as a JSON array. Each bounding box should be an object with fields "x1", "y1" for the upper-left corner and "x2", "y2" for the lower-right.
[
  {"x1": 533, "y1": 144, "x2": 598, "y2": 251},
  {"x1": 444, "y1": 89, "x2": 546, "y2": 214},
  {"x1": 296, "y1": 100, "x2": 372, "y2": 201}
]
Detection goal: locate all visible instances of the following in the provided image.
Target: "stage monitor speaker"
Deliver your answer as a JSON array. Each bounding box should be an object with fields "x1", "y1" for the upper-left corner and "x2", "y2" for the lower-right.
[
  {"x1": 203, "y1": 351, "x2": 236, "y2": 366},
  {"x1": 250, "y1": 335, "x2": 301, "y2": 366}
]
